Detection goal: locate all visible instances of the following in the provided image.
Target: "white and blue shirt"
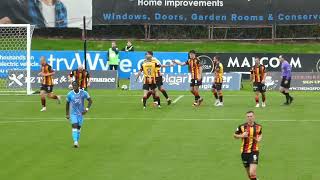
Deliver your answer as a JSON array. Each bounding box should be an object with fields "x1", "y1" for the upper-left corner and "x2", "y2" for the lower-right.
[{"x1": 66, "y1": 90, "x2": 90, "y2": 116}]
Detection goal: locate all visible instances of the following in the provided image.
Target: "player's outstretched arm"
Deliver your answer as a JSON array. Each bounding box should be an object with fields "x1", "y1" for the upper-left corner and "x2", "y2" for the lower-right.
[
  {"x1": 172, "y1": 60, "x2": 186, "y2": 66},
  {"x1": 135, "y1": 70, "x2": 142, "y2": 82},
  {"x1": 161, "y1": 62, "x2": 174, "y2": 68}
]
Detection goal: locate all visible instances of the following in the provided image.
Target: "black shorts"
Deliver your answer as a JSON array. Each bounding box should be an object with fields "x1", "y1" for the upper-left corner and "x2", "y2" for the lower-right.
[
  {"x1": 156, "y1": 76, "x2": 163, "y2": 87},
  {"x1": 109, "y1": 65, "x2": 118, "y2": 70},
  {"x1": 241, "y1": 152, "x2": 259, "y2": 168},
  {"x1": 40, "y1": 84, "x2": 53, "y2": 93},
  {"x1": 143, "y1": 84, "x2": 156, "y2": 91},
  {"x1": 281, "y1": 77, "x2": 291, "y2": 89},
  {"x1": 253, "y1": 82, "x2": 266, "y2": 93},
  {"x1": 212, "y1": 83, "x2": 222, "y2": 91},
  {"x1": 190, "y1": 79, "x2": 202, "y2": 87}
]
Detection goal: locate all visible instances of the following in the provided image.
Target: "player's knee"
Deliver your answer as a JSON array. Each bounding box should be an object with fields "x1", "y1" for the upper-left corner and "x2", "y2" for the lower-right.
[
  {"x1": 249, "y1": 168, "x2": 256, "y2": 176},
  {"x1": 72, "y1": 123, "x2": 79, "y2": 129}
]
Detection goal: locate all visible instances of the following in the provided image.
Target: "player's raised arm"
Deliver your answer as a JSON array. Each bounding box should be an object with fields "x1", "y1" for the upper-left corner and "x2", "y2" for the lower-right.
[
  {"x1": 68, "y1": 71, "x2": 74, "y2": 83},
  {"x1": 172, "y1": 60, "x2": 187, "y2": 66},
  {"x1": 135, "y1": 65, "x2": 143, "y2": 82}
]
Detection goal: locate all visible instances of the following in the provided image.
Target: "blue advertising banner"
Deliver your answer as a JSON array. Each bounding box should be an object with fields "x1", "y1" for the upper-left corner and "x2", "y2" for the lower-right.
[
  {"x1": 0, "y1": 51, "x2": 188, "y2": 78},
  {"x1": 130, "y1": 73, "x2": 242, "y2": 91}
]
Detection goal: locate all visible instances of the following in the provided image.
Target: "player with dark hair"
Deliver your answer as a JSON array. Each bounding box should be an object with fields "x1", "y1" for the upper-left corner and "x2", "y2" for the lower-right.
[
  {"x1": 234, "y1": 111, "x2": 262, "y2": 180},
  {"x1": 173, "y1": 50, "x2": 203, "y2": 106},
  {"x1": 250, "y1": 56, "x2": 267, "y2": 108},
  {"x1": 39, "y1": 56, "x2": 61, "y2": 112},
  {"x1": 69, "y1": 65, "x2": 90, "y2": 90},
  {"x1": 66, "y1": 81, "x2": 93, "y2": 148},
  {"x1": 212, "y1": 55, "x2": 224, "y2": 106},
  {"x1": 279, "y1": 55, "x2": 293, "y2": 105}
]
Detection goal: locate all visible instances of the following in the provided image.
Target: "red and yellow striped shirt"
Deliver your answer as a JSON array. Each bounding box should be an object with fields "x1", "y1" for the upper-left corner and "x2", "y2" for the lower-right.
[
  {"x1": 250, "y1": 65, "x2": 266, "y2": 83},
  {"x1": 140, "y1": 61, "x2": 159, "y2": 84},
  {"x1": 235, "y1": 122, "x2": 262, "y2": 153},
  {"x1": 41, "y1": 64, "x2": 54, "y2": 86},
  {"x1": 69, "y1": 70, "x2": 90, "y2": 89},
  {"x1": 186, "y1": 58, "x2": 202, "y2": 80}
]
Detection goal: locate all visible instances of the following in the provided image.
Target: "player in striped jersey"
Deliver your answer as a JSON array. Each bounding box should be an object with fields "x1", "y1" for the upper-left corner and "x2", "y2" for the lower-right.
[
  {"x1": 250, "y1": 57, "x2": 267, "y2": 108},
  {"x1": 234, "y1": 111, "x2": 262, "y2": 180},
  {"x1": 39, "y1": 56, "x2": 61, "y2": 112},
  {"x1": 212, "y1": 56, "x2": 224, "y2": 106},
  {"x1": 69, "y1": 65, "x2": 91, "y2": 90},
  {"x1": 136, "y1": 53, "x2": 161, "y2": 109},
  {"x1": 173, "y1": 50, "x2": 203, "y2": 106},
  {"x1": 148, "y1": 51, "x2": 172, "y2": 105}
]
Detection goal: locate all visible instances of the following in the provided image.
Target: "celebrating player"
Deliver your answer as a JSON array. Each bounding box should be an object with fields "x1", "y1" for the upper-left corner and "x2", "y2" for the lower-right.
[
  {"x1": 234, "y1": 111, "x2": 262, "y2": 180},
  {"x1": 39, "y1": 56, "x2": 61, "y2": 112},
  {"x1": 66, "y1": 81, "x2": 93, "y2": 148},
  {"x1": 212, "y1": 55, "x2": 224, "y2": 106},
  {"x1": 250, "y1": 57, "x2": 267, "y2": 108},
  {"x1": 173, "y1": 50, "x2": 203, "y2": 106},
  {"x1": 136, "y1": 53, "x2": 161, "y2": 109},
  {"x1": 147, "y1": 51, "x2": 172, "y2": 105},
  {"x1": 69, "y1": 65, "x2": 91, "y2": 90},
  {"x1": 279, "y1": 55, "x2": 294, "y2": 105}
]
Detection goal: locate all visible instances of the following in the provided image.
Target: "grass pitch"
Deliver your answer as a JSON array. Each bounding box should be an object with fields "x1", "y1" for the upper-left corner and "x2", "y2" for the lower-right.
[{"x1": 0, "y1": 87, "x2": 319, "y2": 180}]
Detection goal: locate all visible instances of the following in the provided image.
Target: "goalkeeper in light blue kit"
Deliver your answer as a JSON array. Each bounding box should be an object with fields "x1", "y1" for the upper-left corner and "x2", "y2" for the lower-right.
[{"x1": 66, "y1": 81, "x2": 93, "y2": 148}]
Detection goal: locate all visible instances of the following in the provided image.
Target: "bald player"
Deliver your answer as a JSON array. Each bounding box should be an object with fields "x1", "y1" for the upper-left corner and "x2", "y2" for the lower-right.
[
  {"x1": 39, "y1": 56, "x2": 61, "y2": 112},
  {"x1": 69, "y1": 65, "x2": 91, "y2": 90}
]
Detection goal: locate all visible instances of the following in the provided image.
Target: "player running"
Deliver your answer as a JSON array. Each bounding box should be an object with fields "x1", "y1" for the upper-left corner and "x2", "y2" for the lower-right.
[
  {"x1": 250, "y1": 57, "x2": 267, "y2": 108},
  {"x1": 212, "y1": 55, "x2": 224, "y2": 107},
  {"x1": 136, "y1": 53, "x2": 161, "y2": 109},
  {"x1": 69, "y1": 65, "x2": 91, "y2": 90},
  {"x1": 234, "y1": 111, "x2": 262, "y2": 180},
  {"x1": 39, "y1": 56, "x2": 61, "y2": 112},
  {"x1": 173, "y1": 50, "x2": 203, "y2": 106},
  {"x1": 66, "y1": 81, "x2": 93, "y2": 148},
  {"x1": 279, "y1": 55, "x2": 294, "y2": 105}
]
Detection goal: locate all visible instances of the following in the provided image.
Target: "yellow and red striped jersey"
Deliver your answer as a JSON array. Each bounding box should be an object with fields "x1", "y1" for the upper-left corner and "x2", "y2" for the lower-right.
[
  {"x1": 214, "y1": 62, "x2": 224, "y2": 83},
  {"x1": 151, "y1": 58, "x2": 161, "y2": 77},
  {"x1": 235, "y1": 122, "x2": 262, "y2": 153},
  {"x1": 69, "y1": 70, "x2": 90, "y2": 89},
  {"x1": 250, "y1": 65, "x2": 266, "y2": 83},
  {"x1": 140, "y1": 61, "x2": 159, "y2": 84},
  {"x1": 41, "y1": 63, "x2": 54, "y2": 86},
  {"x1": 186, "y1": 58, "x2": 202, "y2": 80}
]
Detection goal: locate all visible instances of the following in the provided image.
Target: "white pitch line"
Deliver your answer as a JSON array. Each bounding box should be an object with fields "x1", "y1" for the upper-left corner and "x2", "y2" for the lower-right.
[
  {"x1": 0, "y1": 117, "x2": 320, "y2": 124},
  {"x1": 172, "y1": 95, "x2": 184, "y2": 104}
]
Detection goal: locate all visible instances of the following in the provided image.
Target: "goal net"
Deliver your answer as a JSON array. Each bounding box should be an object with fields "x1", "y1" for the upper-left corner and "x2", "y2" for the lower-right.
[{"x1": 0, "y1": 24, "x2": 35, "y2": 95}]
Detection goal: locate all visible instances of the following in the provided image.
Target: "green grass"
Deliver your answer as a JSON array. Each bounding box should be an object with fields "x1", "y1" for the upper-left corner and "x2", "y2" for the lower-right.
[
  {"x1": 32, "y1": 38, "x2": 320, "y2": 53},
  {"x1": 0, "y1": 87, "x2": 319, "y2": 180}
]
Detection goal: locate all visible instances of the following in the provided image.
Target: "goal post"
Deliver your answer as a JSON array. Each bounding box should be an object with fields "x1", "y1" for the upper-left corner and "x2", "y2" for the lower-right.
[{"x1": 0, "y1": 24, "x2": 35, "y2": 95}]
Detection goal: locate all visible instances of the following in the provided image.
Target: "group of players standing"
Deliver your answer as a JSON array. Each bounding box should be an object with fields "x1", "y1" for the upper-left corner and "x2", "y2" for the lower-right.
[
  {"x1": 137, "y1": 50, "x2": 294, "y2": 109},
  {"x1": 37, "y1": 51, "x2": 293, "y2": 180}
]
